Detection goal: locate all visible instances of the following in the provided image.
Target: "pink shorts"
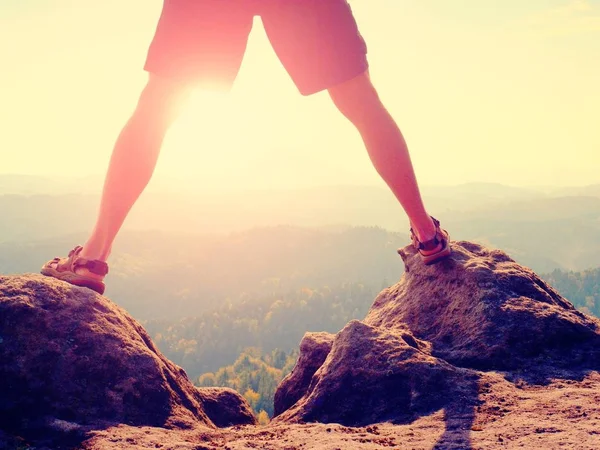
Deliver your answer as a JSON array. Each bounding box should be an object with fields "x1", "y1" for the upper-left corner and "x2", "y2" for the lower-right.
[{"x1": 144, "y1": 0, "x2": 369, "y2": 95}]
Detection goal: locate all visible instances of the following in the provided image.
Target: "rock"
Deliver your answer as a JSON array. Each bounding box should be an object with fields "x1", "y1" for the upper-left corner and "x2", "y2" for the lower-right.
[
  {"x1": 274, "y1": 332, "x2": 334, "y2": 417},
  {"x1": 371, "y1": 241, "x2": 600, "y2": 370},
  {"x1": 0, "y1": 429, "x2": 25, "y2": 450},
  {"x1": 4, "y1": 239, "x2": 600, "y2": 447},
  {"x1": 274, "y1": 321, "x2": 475, "y2": 426},
  {"x1": 0, "y1": 274, "x2": 256, "y2": 447},
  {"x1": 197, "y1": 387, "x2": 257, "y2": 427},
  {"x1": 273, "y1": 241, "x2": 600, "y2": 426}
]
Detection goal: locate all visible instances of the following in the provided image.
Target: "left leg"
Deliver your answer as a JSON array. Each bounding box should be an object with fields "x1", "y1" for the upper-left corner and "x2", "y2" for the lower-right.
[
  {"x1": 328, "y1": 71, "x2": 437, "y2": 245},
  {"x1": 262, "y1": 0, "x2": 449, "y2": 259}
]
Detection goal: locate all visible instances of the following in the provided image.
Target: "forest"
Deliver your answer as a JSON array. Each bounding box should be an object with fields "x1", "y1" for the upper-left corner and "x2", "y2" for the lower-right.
[
  {"x1": 142, "y1": 267, "x2": 600, "y2": 419},
  {"x1": 544, "y1": 267, "x2": 600, "y2": 317},
  {"x1": 196, "y1": 347, "x2": 298, "y2": 420},
  {"x1": 143, "y1": 281, "x2": 379, "y2": 378},
  {"x1": 2, "y1": 181, "x2": 600, "y2": 420}
]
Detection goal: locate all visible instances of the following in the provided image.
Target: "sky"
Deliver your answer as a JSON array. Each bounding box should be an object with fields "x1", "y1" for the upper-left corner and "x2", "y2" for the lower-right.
[{"x1": 1, "y1": 0, "x2": 599, "y2": 190}]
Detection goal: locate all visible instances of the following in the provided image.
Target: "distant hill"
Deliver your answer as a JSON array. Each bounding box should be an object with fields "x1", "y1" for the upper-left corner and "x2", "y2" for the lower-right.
[
  {"x1": 143, "y1": 280, "x2": 375, "y2": 378},
  {"x1": 2, "y1": 221, "x2": 600, "y2": 322},
  {"x1": 543, "y1": 267, "x2": 600, "y2": 318},
  {"x1": 545, "y1": 184, "x2": 600, "y2": 198},
  {"x1": 420, "y1": 182, "x2": 545, "y2": 203},
  {"x1": 443, "y1": 195, "x2": 600, "y2": 222},
  {"x1": 2, "y1": 181, "x2": 600, "y2": 320},
  {"x1": 0, "y1": 180, "x2": 599, "y2": 241},
  {"x1": 0, "y1": 226, "x2": 405, "y2": 320},
  {"x1": 441, "y1": 196, "x2": 600, "y2": 272},
  {"x1": 0, "y1": 174, "x2": 102, "y2": 195}
]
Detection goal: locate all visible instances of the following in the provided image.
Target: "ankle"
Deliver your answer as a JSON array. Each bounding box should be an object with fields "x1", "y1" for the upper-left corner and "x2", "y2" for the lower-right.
[
  {"x1": 80, "y1": 242, "x2": 110, "y2": 262},
  {"x1": 412, "y1": 217, "x2": 437, "y2": 243}
]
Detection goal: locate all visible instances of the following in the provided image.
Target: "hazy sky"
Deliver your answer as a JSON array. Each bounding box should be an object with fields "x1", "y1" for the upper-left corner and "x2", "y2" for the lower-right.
[{"x1": 1, "y1": 0, "x2": 599, "y2": 189}]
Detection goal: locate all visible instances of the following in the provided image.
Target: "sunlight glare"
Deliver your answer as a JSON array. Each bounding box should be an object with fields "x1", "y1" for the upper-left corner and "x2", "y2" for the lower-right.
[{"x1": 163, "y1": 87, "x2": 272, "y2": 180}]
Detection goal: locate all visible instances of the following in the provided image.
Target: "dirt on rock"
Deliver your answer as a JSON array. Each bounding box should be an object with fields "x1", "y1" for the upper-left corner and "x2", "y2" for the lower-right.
[{"x1": 80, "y1": 371, "x2": 600, "y2": 450}]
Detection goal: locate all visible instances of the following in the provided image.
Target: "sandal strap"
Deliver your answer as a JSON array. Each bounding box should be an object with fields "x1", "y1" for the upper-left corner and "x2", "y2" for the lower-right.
[
  {"x1": 410, "y1": 216, "x2": 446, "y2": 251},
  {"x1": 73, "y1": 258, "x2": 109, "y2": 276},
  {"x1": 58, "y1": 246, "x2": 109, "y2": 276}
]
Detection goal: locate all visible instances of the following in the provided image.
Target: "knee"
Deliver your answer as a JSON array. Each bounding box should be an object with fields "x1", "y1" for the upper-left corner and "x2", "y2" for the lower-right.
[
  {"x1": 134, "y1": 74, "x2": 191, "y2": 127},
  {"x1": 328, "y1": 72, "x2": 387, "y2": 126}
]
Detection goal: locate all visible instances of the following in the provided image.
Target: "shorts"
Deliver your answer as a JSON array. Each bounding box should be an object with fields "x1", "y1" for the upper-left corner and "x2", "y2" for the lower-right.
[{"x1": 144, "y1": 0, "x2": 369, "y2": 96}]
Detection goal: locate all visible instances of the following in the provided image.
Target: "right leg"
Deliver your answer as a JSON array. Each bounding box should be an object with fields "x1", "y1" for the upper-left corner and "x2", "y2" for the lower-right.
[
  {"x1": 84, "y1": 0, "x2": 253, "y2": 265},
  {"x1": 41, "y1": 75, "x2": 190, "y2": 292},
  {"x1": 42, "y1": 1, "x2": 254, "y2": 294},
  {"x1": 82, "y1": 75, "x2": 191, "y2": 263}
]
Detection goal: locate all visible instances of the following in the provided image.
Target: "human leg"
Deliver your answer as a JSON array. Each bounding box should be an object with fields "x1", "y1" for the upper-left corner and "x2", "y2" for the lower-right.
[
  {"x1": 262, "y1": 0, "x2": 450, "y2": 262},
  {"x1": 83, "y1": 75, "x2": 191, "y2": 262},
  {"x1": 327, "y1": 73, "x2": 442, "y2": 246},
  {"x1": 42, "y1": 1, "x2": 255, "y2": 293},
  {"x1": 41, "y1": 75, "x2": 192, "y2": 294},
  {"x1": 85, "y1": 0, "x2": 253, "y2": 265}
]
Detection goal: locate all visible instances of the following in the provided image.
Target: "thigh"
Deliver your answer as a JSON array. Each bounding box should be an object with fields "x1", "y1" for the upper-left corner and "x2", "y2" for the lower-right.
[
  {"x1": 261, "y1": 0, "x2": 369, "y2": 96},
  {"x1": 144, "y1": 0, "x2": 254, "y2": 90}
]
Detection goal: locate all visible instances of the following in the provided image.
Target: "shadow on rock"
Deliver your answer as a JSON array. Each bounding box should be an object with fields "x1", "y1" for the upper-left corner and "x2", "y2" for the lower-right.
[
  {"x1": 432, "y1": 374, "x2": 479, "y2": 450},
  {"x1": 274, "y1": 322, "x2": 482, "y2": 450}
]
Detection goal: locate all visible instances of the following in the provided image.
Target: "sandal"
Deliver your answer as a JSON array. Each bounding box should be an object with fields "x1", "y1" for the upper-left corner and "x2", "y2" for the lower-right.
[
  {"x1": 41, "y1": 246, "x2": 109, "y2": 295},
  {"x1": 409, "y1": 217, "x2": 452, "y2": 265}
]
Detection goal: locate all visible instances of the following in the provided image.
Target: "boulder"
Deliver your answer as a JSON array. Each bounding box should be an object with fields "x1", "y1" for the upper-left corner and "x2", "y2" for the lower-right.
[
  {"x1": 197, "y1": 387, "x2": 257, "y2": 428},
  {"x1": 368, "y1": 241, "x2": 600, "y2": 369},
  {"x1": 274, "y1": 331, "x2": 334, "y2": 417},
  {"x1": 274, "y1": 241, "x2": 600, "y2": 425},
  {"x1": 274, "y1": 320, "x2": 474, "y2": 426},
  {"x1": 0, "y1": 274, "x2": 256, "y2": 446}
]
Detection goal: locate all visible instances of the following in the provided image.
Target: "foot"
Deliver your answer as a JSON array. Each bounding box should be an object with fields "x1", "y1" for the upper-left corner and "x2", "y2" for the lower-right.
[
  {"x1": 41, "y1": 246, "x2": 109, "y2": 295},
  {"x1": 409, "y1": 217, "x2": 452, "y2": 265},
  {"x1": 412, "y1": 218, "x2": 438, "y2": 254}
]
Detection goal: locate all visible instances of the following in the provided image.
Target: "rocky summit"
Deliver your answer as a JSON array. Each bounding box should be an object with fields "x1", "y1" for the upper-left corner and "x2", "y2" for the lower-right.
[
  {"x1": 0, "y1": 275, "x2": 255, "y2": 449},
  {"x1": 1, "y1": 241, "x2": 600, "y2": 449},
  {"x1": 271, "y1": 241, "x2": 600, "y2": 446}
]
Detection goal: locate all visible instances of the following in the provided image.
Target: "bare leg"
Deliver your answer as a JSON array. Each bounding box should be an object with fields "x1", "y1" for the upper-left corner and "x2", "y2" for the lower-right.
[
  {"x1": 77, "y1": 75, "x2": 190, "y2": 278},
  {"x1": 328, "y1": 72, "x2": 440, "y2": 249}
]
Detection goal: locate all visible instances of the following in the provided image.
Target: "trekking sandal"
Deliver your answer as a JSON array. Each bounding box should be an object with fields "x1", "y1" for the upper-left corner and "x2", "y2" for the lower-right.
[
  {"x1": 41, "y1": 246, "x2": 108, "y2": 295},
  {"x1": 409, "y1": 217, "x2": 452, "y2": 265}
]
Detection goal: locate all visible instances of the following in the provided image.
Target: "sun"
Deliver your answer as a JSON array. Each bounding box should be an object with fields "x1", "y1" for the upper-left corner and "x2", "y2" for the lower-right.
[
  {"x1": 165, "y1": 89, "x2": 245, "y2": 159},
  {"x1": 160, "y1": 86, "x2": 279, "y2": 184}
]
